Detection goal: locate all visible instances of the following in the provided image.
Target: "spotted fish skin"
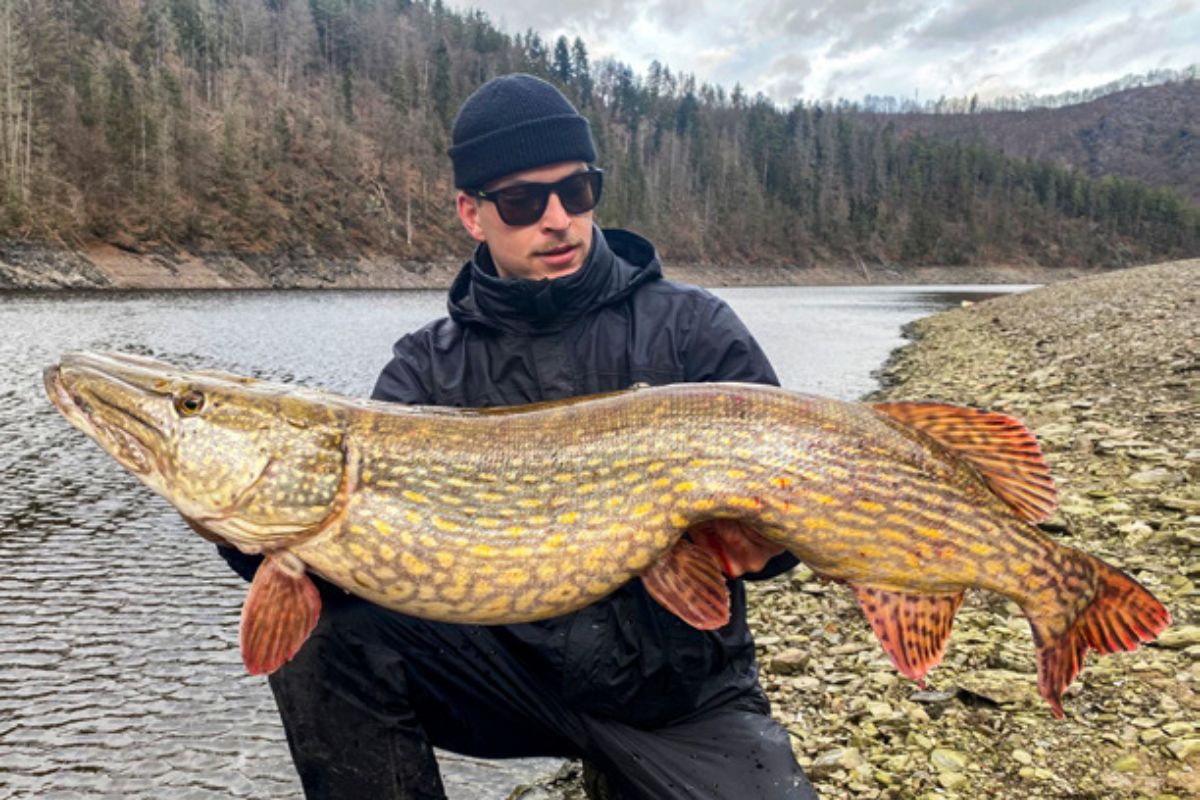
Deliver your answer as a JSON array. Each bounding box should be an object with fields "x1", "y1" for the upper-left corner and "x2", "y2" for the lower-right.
[{"x1": 45, "y1": 351, "x2": 1170, "y2": 716}]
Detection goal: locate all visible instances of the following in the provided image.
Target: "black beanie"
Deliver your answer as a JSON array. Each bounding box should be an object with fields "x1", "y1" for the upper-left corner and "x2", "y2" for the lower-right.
[{"x1": 449, "y1": 73, "x2": 596, "y2": 190}]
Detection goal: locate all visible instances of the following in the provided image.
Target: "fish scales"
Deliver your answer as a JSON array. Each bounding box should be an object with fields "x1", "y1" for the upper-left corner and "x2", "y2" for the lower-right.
[{"x1": 45, "y1": 351, "x2": 1170, "y2": 717}]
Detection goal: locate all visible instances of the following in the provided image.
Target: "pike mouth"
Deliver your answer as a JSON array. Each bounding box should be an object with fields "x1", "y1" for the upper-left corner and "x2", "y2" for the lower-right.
[{"x1": 45, "y1": 362, "x2": 159, "y2": 476}]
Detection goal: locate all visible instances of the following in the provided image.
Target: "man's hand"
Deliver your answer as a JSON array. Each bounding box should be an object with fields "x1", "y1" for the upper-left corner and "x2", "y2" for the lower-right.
[{"x1": 687, "y1": 519, "x2": 786, "y2": 579}]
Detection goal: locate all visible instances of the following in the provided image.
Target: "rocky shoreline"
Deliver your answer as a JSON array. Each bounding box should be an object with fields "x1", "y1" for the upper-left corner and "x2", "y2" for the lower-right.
[
  {"x1": 0, "y1": 239, "x2": 1102, "y2": 290},
  {"x1": 516, "y1": 259, "x2": 1199, "y2": 800}
]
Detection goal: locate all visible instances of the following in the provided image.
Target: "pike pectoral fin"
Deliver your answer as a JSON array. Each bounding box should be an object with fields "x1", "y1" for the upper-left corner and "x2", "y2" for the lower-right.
[
  {"x1": 641, "y1": 539, "x2": 730, "y2": 630},
  {"x1": 871, "y1": 401, "x2": 1057, "y2": 522},
  {"x1": 853, "y1": 585, "x2": 964, "y2": 686},
  {"x1": 1030, "y1": 560, "x2": 1170, "y2": 719},
  {"x1": 240, "y1": 553, "x2": 321, "y2": 675}
]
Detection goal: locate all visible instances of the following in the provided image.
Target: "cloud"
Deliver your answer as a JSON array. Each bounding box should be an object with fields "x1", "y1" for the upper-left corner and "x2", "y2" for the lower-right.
[
  {"x1": 910, "y1": 0, "x2": 1098, "y2": 45},
  {"x1": 758, "y1": 53, "x2": 813, "y2": 103}
]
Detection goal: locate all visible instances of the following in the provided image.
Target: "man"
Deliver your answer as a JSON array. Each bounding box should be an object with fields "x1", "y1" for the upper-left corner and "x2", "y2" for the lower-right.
[{"x1": 224, "y1": 73, "x2": 817, "y2": 799}]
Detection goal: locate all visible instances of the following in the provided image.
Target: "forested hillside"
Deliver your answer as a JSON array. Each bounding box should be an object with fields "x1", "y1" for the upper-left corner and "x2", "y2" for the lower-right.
[
  {"x1": 864, "y1": 82, "x2": 1200, "y2": 206},
  {"x1": 1, "y1": 0, "x2": 1197, "y2": 270}
]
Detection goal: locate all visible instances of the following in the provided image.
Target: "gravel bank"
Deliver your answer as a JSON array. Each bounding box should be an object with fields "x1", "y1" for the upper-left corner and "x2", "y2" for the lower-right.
[{"x1": 747, "y1": 258, "x2": 1199, "y2": 799}]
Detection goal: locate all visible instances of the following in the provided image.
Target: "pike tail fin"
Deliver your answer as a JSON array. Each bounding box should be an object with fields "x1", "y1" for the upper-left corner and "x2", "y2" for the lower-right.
[{"x1": 1030, "y1": 559, "x2": 1170, "y2": 718}]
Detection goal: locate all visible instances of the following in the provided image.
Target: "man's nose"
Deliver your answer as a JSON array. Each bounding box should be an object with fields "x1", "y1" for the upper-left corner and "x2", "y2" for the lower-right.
[{"x1": 540, "y1": 191, "x2": 571, "y2": 230}]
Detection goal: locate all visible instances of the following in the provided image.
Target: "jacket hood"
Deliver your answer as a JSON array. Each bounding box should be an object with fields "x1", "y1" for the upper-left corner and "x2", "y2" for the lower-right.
[{"x1": 447, "y1": 226, "x2": 663, "y2": 335}]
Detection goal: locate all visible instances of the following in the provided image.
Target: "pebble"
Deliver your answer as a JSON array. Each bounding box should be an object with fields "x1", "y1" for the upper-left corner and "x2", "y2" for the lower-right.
[{"x1": 930, "y1": 748, "x2": 969, "y2": 772}]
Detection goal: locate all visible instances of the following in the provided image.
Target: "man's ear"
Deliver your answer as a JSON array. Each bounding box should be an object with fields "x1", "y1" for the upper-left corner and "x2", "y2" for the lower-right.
[{"x1": 456, "y1": 192, "x2": 487, "y2": 242}]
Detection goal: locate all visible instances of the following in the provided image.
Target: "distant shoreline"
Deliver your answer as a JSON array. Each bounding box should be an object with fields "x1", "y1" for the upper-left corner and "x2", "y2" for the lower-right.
[{"x1": 0, "y1": 240, "x2": 1113, "y2": 291}]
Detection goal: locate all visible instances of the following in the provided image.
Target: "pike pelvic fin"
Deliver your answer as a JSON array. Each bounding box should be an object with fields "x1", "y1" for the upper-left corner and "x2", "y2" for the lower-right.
[
  {"x1": 1029, "y1": 560, "x2": 1171, "y2": 719},
  {"x1": 688, "y1": 519, "x2": 786, "y2": 578},
  {"x1": 871, "y1": 401, "x2": 1057, "y2": 522},
  {"x1": 240, "y1": 553, "x2": 322, "y2": 675},
  {"x1": 853, "y1": 585, "x2": 965, "y2": 686},
  {"x1": 641, "y1": 538, "x2": 731, "y2": 630}
]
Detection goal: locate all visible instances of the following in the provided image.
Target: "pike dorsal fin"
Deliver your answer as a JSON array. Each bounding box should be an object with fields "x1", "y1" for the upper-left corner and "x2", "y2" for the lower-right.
[
  {"x1": 872, "y1": 401, "x2": 1057, "y2": 522},
  {"x1": 853, "y1": 585, "x2": 964, "y2": 685},
  {"x1": 641, "y1": 539, "x2": 730, "y2": 630}
]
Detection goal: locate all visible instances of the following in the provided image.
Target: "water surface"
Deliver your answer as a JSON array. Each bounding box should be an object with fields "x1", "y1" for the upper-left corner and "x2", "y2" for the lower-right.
[{"x1": 0, "y1": 284, "x2": 1030, "y2": 798}]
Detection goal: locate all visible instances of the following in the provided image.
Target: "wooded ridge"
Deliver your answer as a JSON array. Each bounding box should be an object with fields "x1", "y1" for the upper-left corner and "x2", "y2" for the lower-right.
[{"x1": 0, "y1": 0, "x2": 1197, "y2": 273}]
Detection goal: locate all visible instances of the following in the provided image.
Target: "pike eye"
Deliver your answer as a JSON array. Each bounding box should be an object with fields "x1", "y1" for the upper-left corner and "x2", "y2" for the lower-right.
[{"x1": 174, "y1": 390, "x2": 206, "y2": 416}]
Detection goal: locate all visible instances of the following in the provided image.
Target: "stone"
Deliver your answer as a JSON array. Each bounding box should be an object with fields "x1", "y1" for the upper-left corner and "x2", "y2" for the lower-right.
[
  {"x1": 1011, "y1": 749, "x2": 1032, "y2": 765},
  {"x1": 1128, "y1": 468, "x2": 1184, "y2": 488},
  {"x1": 1166, "y1": 738, "x2": 1200, "y2": 760},
  {"x1": 1155, "y1": 626, "x2": 1200, "y2": 649},
  {"x1": 929, "y1": 748, "x2": 969, "y2": 772},
  {"x1": 768, "y1": 648, "x2": 809, "y2": 675},
  {"x1": 937, "y1": 772, "x2": 968, "y2": 790}
]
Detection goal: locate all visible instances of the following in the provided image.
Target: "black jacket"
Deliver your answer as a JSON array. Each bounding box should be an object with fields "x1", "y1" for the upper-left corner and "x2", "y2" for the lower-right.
[{"x1": 370, "y1": 227, "x2": 798, "y2": 726}]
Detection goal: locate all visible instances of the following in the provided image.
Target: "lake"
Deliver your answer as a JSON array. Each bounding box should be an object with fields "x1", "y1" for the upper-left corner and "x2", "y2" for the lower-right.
[{"x1": 0, "y1": 284, "x2": 1031, "y2": 798}]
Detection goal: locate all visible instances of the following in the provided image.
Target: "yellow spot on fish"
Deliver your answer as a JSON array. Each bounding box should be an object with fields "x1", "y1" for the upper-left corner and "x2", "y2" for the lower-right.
[
  {"x1": 670, "y1": 512, "x2": 689, "y2": 527},
  {"x1": 403, "y1": 490, "x2": 429, "y2": 504},
  {"x1": 855, "y1": 500, "x2": 885, "y2": 513},
  {"x1": 605, "y1": 496, "x2": 623, "y2": 509},
  {"x1": 969, "y1": 542, "x2": 997, "y2": 557},
  {"x1": 543, "y1": 533, "x2": 567, "y2": 549},
  {"x1": 475, "y1": 491, "x2": 505, "y2": 503},
  {"x1": 404, "y1": 510, "x2": 423, "y2": 525},
  {"x1": 515, "y1": 589, "x2": 541, "y2": 612},
  {"x1": 432, "y1": 517, "x2": 461, "y2": 533},
  {"x1": 625, "y1": 550, "x2": 653, "y2": 570},
  {"x1": 504, "y1": 526, "x2": 526, "y2": 538},
  {"x1": 443, "y1": 584, "x2": 468, "y2": 601},
  {"x1": 674, "y1": 481, "x2": 697, "y2": 493},
  {"x1": 632, "y1": 502, "x2": 654, "y2": 517},
  {"x1": 558, "y1": 511, "x2": 580, "y2": 525},
  {"x1": 372, "y1": 519, "x2": 393, "y2": 535},
  {"x1": 537, "y1": 563, "x2": 558, "y2": 582},
  {"x1": 435, "y1": 552, "x2": 455, "y2": 568},
  {"x1": 477, "y1": 517, "x2": 502, "y2": 528},
  {"x1": 517, "y1": 497, "x2": 544, "y2": 509},
  {"x1": 471, "y1": 544, "x2": 498, "y2": 557},
  {"x1": 917, "y1": 527, "x2": 945, "y2": 540},
  {"x1": 401, "y1": 552, "x2": 431, "y2": 576},
  {"x1": 378, "y1": 543, "x2": 396, "y2": 560},
  {"x1": 350, "y1": 524, "x2": 367, "y2": 535},
  {"x1": 653, "y1": 477, "x2": 672, "y2": 488},
  {"x1": 499, "y1": 568, "x2": 530, "y2": 587},
  {"x1": 577, "y1": 483, "x2": 597, "y2": 494}
]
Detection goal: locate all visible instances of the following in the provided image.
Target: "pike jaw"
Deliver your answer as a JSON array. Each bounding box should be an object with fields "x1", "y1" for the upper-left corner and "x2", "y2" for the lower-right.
[{"x1": 45, "y1": 352, "x2": 349, "y2": 553}]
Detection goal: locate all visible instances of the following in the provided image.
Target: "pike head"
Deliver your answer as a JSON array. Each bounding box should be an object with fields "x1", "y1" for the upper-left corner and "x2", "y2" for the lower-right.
[{"x1": 45, "y1": 351, "x2": 352, "y2": 554}]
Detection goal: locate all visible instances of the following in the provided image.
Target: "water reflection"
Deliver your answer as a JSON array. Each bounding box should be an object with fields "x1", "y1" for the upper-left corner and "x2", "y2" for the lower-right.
[{"x1": 0, "y1": 284, "x2": 1029, "y2": 798}]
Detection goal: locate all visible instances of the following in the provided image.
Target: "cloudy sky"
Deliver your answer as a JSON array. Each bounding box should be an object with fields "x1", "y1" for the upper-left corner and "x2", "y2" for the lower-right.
[{"x1": 443, "y1": 0, "x2": 1199, "y2": 105}]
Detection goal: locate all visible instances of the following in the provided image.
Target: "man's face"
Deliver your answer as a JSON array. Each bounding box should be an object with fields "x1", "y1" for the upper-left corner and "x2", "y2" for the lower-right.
[{"x1": 456, "y1": 161, "x2": 595, "y2": 280}]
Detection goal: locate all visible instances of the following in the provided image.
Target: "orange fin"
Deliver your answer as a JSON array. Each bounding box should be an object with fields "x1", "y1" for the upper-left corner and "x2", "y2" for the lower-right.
[
  {"x1": 1030, "y1": 559, "x2": 1170, "y2": 718},
  {"x1": 641, "y1": 539, "x2": 731, "y2": 630},
  {"x1": 240, "y1": 553, "x2": 322, "y2": 675},
  {"x1": 688, "y1": 519, "x2": 785, "y2": 578},
  {"x1": 872, "y1": 401, "x2": 1057, "y2": 522},
  {"x1": 853, "y1": 585, "x2": 964, "y2": 686}
]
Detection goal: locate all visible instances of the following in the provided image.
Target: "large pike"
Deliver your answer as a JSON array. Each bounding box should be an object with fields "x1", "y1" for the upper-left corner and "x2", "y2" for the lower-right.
[{"x1": 45, "y1": 351, "x2": 1169, "y2": 717}]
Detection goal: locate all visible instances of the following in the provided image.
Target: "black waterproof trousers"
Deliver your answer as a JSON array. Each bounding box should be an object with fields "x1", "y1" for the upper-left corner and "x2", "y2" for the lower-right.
[{"x1": 268, "y1": 586, "x2": 818, "y2": 800}]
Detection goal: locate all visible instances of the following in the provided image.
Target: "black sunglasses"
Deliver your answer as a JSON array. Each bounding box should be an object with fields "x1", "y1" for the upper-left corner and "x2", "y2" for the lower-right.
[{"x1": 471, "y1": 168, "x2": 604, "y2": 227}]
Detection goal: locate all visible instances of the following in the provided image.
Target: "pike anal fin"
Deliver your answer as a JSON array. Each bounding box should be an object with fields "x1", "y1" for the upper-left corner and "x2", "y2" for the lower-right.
[
  {"x1": 240, "y1": 553, "x2": 321, "y2": 675},
  {"x1": 641, "y1": 539, "x2": 731, "y2": 630},
  {"x1": 853, "y1": 585, "x2": 965, "y2": 686},
  {"x1": 1031, "y1": 560, "x2": 1170, "y2": 719}
]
